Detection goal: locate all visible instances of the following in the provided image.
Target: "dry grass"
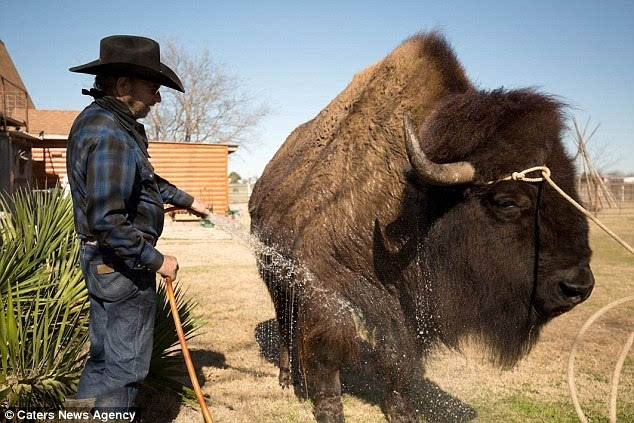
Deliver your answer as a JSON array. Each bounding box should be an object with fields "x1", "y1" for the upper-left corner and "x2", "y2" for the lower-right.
[{"x1": 137, "y1": 205, "x2": 634, "y2": 422}]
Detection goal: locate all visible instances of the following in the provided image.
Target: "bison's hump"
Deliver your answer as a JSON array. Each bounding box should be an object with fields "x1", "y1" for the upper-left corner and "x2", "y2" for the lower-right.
[{"x1": 249, "y1": 31, "x2": 471, "y2": 262}]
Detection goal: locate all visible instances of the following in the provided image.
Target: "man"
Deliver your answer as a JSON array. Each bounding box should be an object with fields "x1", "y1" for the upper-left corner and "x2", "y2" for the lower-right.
[{"x1": 66, "y1": 35, "x2": 210, "y2": 411}]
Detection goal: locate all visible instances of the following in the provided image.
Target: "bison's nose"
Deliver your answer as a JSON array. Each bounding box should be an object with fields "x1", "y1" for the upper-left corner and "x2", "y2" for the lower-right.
[{"x1": 559, "y1": 265, "x2": 594, "y2": 304}]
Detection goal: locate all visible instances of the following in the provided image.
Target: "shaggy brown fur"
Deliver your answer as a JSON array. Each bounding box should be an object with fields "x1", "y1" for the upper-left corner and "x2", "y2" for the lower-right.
[{"x1": 249, "y1": 32, "x2": 593, "y2": 422}]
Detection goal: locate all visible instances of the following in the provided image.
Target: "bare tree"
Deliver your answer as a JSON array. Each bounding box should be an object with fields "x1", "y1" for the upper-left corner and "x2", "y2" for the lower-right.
[{"x1": 144, "y1": 41, "x2": 270, "y2": 146}]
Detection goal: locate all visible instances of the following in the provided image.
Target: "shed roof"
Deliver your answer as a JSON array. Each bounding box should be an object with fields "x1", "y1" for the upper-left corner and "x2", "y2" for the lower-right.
[
  {"x1": 28, "y1": 109, "x2": 80, "y2": 137},
  {"x1": 150, "y1": 139, "x2": 239, "y2": 153},
  {"x1": 0, "y1": 39, "x2": 35, "y2": 109}
]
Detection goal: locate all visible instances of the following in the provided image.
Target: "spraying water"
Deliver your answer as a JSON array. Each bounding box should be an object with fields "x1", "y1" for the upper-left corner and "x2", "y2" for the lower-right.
[{"x1": 203, "y1": 211, "x2": 310, "y2": 391}]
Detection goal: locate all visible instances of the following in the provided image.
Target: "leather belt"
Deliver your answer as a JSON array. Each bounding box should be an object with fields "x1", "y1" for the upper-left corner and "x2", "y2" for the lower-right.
[{"x1": 79, "y1": 236, "x2": 157, "y2": 247}]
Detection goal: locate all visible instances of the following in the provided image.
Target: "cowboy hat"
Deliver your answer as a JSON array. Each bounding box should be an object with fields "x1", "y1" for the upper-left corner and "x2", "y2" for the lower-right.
[{"x1": 70, "y1": 35, "x2": 184, "y2": 92}]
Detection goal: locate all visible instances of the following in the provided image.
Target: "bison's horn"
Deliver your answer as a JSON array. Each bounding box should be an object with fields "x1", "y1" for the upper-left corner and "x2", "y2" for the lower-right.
[{"x1": 403, "y1": 113, "x2": 476, "y2": 186}]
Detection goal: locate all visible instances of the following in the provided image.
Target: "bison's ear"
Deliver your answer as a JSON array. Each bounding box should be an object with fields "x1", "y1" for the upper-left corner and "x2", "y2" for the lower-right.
[
  {"x1": 403, "y1": 113, "x2": 476, "y2": 186},
  {"x1": 372, "y1": 218, "x2": 415, "y2": 290}
]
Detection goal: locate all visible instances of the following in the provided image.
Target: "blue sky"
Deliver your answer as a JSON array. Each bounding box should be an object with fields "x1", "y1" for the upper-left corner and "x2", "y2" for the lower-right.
[{"x1": 3, "y1": 1, "x2": 633, "y2": 177}]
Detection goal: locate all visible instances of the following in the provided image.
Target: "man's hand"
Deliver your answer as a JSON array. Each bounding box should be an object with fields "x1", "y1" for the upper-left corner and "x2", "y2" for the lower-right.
[
  {"x1": 189, "y1": 198, "x2": 211, "y2": 218},
  {"x1": 158, "y1": 255, "x2": 179, "y2": 280}
]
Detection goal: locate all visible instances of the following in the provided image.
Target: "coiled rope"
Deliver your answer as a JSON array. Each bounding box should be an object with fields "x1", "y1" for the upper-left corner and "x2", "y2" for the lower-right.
[
  {"x1": 567, "y1": 296, "x2": 634, "y2": 423},
  {"x1": 498, "y1": 165, "x2": 634, "y2": 422}
]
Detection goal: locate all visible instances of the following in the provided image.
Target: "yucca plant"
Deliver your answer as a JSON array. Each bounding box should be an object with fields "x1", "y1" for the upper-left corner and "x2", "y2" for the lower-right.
[
  {"x1": 0, "y1": 188, "x2": 88, "y2": 407},
  {"x1": 0, "y1": 187, "x2": 205, "y2": 407}
]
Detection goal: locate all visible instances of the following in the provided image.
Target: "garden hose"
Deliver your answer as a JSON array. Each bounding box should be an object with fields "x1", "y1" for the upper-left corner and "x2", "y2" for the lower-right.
[{"x1": 164, "y1": 276, "x2": 214, "y2": 423}]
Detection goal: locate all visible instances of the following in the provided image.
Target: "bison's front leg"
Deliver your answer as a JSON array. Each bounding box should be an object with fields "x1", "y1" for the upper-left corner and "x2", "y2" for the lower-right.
[
  {"x1": 278, "y1": 343, "x2": 291, "y2": 387},
  {"x1": 274, "y1": 285, "x2": 296, "y2": 388},
  {"x1": 298, "y1": 322, "x2": 346, "y2": 423},
  {"x1": 375, "y1": 349, "x2": 419, "y2": 422},
  {"x1": 306, "y1": 360, "x2": 344, "y2": 423},
  {"x1": 297, "y1": 289, "x2": 361, "y2": 422},
  {"x1": 384, "y1": 390, "x2": 418, "y2": 423},
  {"x1": 259, "y1": 253, "x2": 296, "y2": 388}
]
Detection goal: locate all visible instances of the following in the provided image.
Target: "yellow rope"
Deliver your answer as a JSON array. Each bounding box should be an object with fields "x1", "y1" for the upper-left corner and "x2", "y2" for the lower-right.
[
  {"x1": 540, "y1": 172, "x2": 634, "y2": 255},
  {"x1": 495, "y1": 165, "x2": 552, "y2": 183},
  {"x1": 566, "y1": 297, "x2": 634, "y2": 423},
  {"x1": 610, "y1": 330, "x2": 634, "y2": 423}
]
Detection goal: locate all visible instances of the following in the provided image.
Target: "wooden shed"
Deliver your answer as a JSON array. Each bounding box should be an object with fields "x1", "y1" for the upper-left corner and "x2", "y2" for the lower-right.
[
  {"x1": 30, "y1": 137, "x2": 237, "y2": 215},
  {"x1": 147, "y1": 141, "x2": 237, "y2": 215}
]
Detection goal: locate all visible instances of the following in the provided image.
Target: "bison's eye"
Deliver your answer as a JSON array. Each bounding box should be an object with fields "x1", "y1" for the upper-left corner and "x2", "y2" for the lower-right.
[
  {"x1": 496, "y1": 199, "x2": 519, "y2": 209},
  {"x1": 486, "y1": 191, "x2": 532, "y2": 221}
]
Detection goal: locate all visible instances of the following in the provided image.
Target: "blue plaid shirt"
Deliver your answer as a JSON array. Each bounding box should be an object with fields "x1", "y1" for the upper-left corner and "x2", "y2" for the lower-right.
[{"x1": 66, "y1": 102, "x2": 194, "y2": 272}]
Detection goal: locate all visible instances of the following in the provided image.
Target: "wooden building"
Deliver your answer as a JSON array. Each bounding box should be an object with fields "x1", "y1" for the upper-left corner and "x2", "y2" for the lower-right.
[
  {"x1": 146, "y1": 141, "x2": 237, "y2": 214},
  {"x1": 0, "y1": 39, "x2": 35, "y2": 129},
  {"x1": 29, "y1": 110, "x2": 79, "y2": 188},
  {"x1": 0, "y1": 39, "x2": 36, "y2": 195}
]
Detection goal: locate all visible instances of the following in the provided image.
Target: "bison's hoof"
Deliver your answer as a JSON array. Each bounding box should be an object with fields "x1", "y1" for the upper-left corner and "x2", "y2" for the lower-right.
[
  {"x1": 385, "y1": 391, "x2": 417, "y2": 423},
  {"x1": 313, "y1": 396, "x2": 345, "y2": 423},
  {"x1": 278, "y1": 367, "x2": 292, "y2": 388}
]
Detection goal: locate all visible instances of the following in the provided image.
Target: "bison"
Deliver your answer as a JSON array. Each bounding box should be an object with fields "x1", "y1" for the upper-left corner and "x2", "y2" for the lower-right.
[{"x1": 249, "y1": 32, "x2": 594, "y2": 422}]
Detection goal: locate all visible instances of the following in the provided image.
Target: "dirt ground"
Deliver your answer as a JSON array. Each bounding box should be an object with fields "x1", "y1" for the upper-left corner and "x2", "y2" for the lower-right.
[{"x1": 138, "y1": 204, "x2": 634, "y2": 422}]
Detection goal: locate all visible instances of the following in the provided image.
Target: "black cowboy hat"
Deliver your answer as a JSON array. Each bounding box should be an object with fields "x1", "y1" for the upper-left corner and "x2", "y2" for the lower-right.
[{"x1": 70, "y1": 35, "x2": 184, "y2": 92}]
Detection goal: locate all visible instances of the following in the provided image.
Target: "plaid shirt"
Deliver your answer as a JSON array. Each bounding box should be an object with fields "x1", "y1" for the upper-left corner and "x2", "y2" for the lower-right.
[{"x1": 67, "y1": 102, "x2": 193, "y2": 272}]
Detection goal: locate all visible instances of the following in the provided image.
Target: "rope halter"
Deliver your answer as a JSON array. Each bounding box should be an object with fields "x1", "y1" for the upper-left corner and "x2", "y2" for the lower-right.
[
  {"x1": 488, "y1": 165, "x2": 551, "y2": 184},
  {"x1": 485, "y1": 164, "x2": 634, "y2": 256}
]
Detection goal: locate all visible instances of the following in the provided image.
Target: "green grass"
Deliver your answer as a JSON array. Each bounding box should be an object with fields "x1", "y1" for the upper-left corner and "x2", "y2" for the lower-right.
[{"x1": 475, "y1": 395, "x2": 587, "y2": 422}]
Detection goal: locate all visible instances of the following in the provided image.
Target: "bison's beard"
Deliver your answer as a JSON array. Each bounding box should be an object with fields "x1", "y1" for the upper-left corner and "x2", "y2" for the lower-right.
[
  {"x1": 413, "y1": 204, "x2": 547, "y2": 368},
  {"x1": 473, "y1": 307, "x2": 545, "y2": 368},
  {"x1": 415, "y1": 255, "x2": 547, "y2": 368}
]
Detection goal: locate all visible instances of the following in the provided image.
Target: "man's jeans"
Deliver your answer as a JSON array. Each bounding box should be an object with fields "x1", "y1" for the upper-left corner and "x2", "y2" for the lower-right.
[{"x1": 76, "y1": 242, "x2": 157, "y2": 411}]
